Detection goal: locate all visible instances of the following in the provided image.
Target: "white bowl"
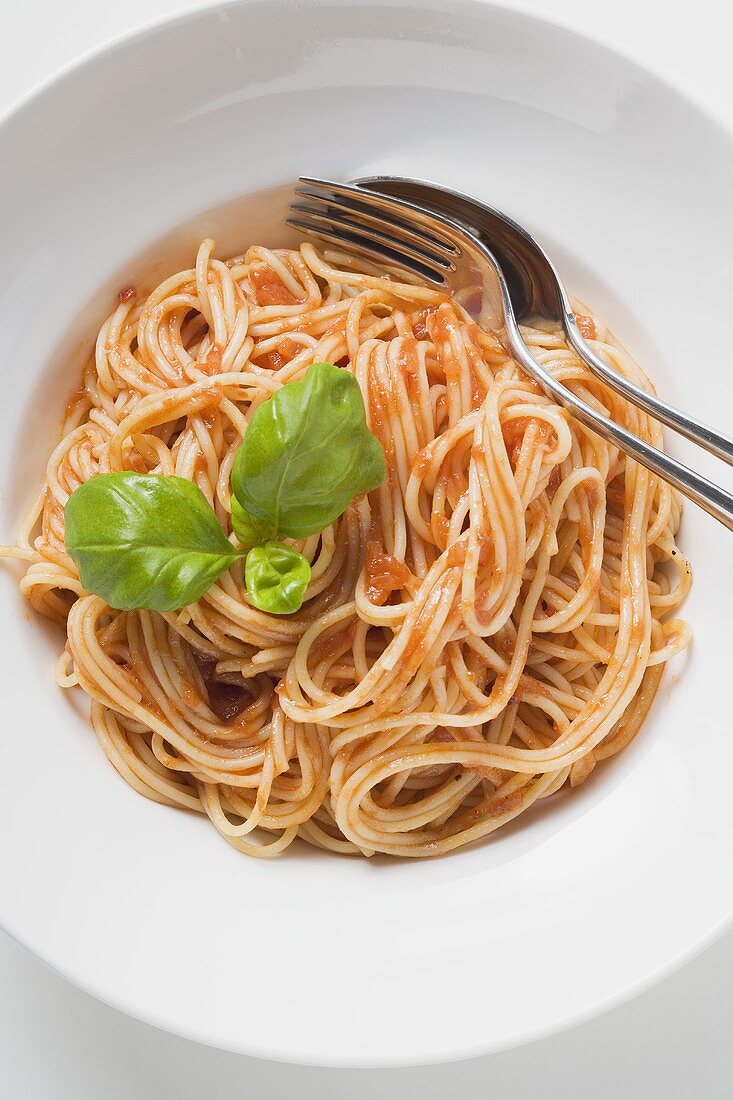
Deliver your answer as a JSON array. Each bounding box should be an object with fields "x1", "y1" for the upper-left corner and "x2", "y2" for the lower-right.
[{"x1": 1, "y1": 0, "x2": 733, "y2": 1068}]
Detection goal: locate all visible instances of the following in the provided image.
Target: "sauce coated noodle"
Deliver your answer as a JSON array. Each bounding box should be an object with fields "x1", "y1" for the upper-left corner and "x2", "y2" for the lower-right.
[{"x1": 1, "y1": 240, "x2": 691, "y2": 857}]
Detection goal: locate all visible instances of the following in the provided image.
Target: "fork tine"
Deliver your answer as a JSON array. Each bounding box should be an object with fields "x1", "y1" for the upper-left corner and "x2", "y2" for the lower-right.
[
  {"x1": 286, "y1": 212, "x2": 448, "y2": 287},
  {"x1": 291, "y1": 176, "x2": 459, "y2": 287},
  {"x1": 290, "y1": 202, "x2": 454, "y2": 273},
  {"x1": 295, "y1": 182, "x2": 461, "y2": 261}
]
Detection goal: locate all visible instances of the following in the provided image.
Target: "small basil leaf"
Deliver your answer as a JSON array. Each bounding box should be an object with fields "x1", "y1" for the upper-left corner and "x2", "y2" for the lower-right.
[
  {"x1": 65, "y1": 472, "x2": 243, "y2": 612},
  {"x1": 245, "y1": 541, "x2": 311, "y2": 615},
  {"x1": 231, "y1": 361, "x2": 385, "y2": 539},
  {"x1": 230, "y1": 495, "x2": 272, "y2": 550}
]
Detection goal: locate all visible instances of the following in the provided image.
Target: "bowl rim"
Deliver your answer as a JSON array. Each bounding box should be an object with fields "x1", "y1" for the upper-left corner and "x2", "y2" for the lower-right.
[{"x1": 3, "y1": 0, "x2": 731, "y2": 145}]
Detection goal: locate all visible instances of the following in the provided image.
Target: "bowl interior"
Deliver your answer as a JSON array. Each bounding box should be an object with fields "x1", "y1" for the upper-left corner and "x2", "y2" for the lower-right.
[{"x1": 1, "y1": 0, "x2": 732, "y2": 1067}]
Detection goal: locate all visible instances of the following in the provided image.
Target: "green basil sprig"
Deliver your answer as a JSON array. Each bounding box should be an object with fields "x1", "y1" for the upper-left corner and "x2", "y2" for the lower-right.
[
  {"x1": 231, "y1": 361, "x2": 385, "y2": 538},
  {"x1": 64, "y1": 362, "x2": 384, "y2": 616},
  {"x1": 244, "y1": 541, "x2": 311, "y2": 615},
  {"x1": 65, "y1": 474, "x2": 243, "y2": 612},
  {"x1": 230, "y1": 494, "x2": 272, "y2": 551}
]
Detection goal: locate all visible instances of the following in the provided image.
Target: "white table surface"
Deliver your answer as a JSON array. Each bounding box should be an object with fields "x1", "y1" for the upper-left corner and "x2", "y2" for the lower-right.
[{"x1": 2, "y1": 1, "x2": 732, "y2": 1095}]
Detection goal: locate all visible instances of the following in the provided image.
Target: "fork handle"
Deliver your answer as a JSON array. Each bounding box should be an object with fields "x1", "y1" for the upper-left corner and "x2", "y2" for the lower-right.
[
  {"x1": 507, "y1": 319, "x2": 733, "y2": 533},
  {"x1": 563, "y1": 311, "x2": 733, "y2": 468}
]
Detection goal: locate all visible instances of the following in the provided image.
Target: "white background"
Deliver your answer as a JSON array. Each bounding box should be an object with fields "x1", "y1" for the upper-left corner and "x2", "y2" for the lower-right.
[{"x1": 1, "y1": 1, "x2": 732, "y2": 1095}]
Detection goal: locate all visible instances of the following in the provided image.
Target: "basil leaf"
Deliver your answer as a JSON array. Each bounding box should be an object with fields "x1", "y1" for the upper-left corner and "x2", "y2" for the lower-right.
[
  {"x1": 231, "y1": 361, "x2": 385, "y2": 539},
  {"x1": 230, "y1": 495, "x2": 272, "y2": 550},
  {"x1": 245, "y1": 541, "x2": 311, "y2": 615},
  {"x1": 65, "y1": 472, "x2": 244, "y2": 611}
]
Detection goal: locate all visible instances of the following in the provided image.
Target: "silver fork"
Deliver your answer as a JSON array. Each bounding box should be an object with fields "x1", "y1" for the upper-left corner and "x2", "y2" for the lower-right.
[{"x1": 288, "y1": 176, "x2": 733, "y2": 532}]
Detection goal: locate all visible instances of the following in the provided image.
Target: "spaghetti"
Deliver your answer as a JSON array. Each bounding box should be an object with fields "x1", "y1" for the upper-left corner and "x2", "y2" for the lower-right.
[{"x1": 1, "y1": 240, "x2": 691, "y2": 857}]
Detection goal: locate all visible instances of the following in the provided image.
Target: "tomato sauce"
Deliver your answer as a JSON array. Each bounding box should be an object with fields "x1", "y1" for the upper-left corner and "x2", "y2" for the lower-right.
[
  {"x1": 575, "y1": 314, "x2": 597, "y2": 340},
  {"x1": 256, "y1": 338, "x2": 300, "y2": 371},
  {"x1": 365, "y1": 538, "x2": 413, "y2": 605},
  {"x1": 250, "y1": 265, "x2": 296, "y2": 306}
]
